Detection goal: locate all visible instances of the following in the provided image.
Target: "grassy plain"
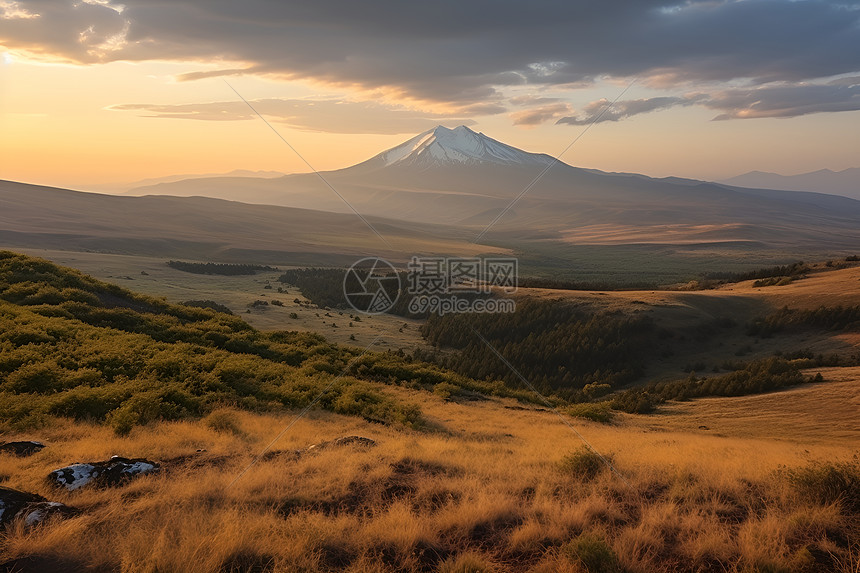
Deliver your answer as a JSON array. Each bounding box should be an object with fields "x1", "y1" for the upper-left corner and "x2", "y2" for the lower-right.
[
  {"x1": 1, "y1": 379, "x2": 858, "y2": 572},
  {"x1": 1, "y1": 250, "x2": 858, "y2": 572}
]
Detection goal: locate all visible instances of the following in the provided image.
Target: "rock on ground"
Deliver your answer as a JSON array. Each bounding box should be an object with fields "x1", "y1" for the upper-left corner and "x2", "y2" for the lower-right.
[
  {"x1": 47, "y1": 456, "x2": 160, "y2": 491},
  {"x1": 0, "y1": 486, "x2": 77, "y2": 528},
  {"x1": 0, "y1": 441, "x2": 46, "y2": 457}
]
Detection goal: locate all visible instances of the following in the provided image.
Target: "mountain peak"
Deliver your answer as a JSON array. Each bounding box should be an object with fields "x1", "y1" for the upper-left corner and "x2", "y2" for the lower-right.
[{"x1": 376, "y1": 125, "x2": 555, "y2": 168}]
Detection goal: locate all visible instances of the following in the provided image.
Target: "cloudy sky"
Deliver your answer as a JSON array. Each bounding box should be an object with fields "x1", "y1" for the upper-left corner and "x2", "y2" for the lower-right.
[{"x1": 1, "y1": 0, "x2": 859, "y2": 187}]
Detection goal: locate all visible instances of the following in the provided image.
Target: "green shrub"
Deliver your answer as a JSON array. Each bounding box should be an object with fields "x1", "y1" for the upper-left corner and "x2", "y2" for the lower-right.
[
  {"x1": 47, "y1": 385, "x2": 129, "y2": 420},
  {"x1": 582, "y1": 383, "x2": 612, "y2": 399},
  {"x1": 562, "y1": 533, "x2": 621, "y2": 573},
  {"x1": 708, "y1": 261, "x2": 809, "y2": 284},
  {"x1": 3, "y1": 361, "x2": 62, "y2": 393},
  {"x1": 784, "y1": 455, "x2": 860, "y2": 514},
  {"x1": 748, "y1": 305, "x2": 860, "y2": 336},
  {"x1": 753, "y1": 276, "x2": 793, "y2": 288},
  {"x1": 204, "y1": 409, "x2": 244, "y2": 435},
  {"x1": 433, "y1": 382, "x2": 461, "y2": 400},
  {"x1": 106, "y1": 390, "x2": 192, "y2": 435},
  {"x1": 609, "y1": 391, "x2": 657, "y2": 414},
  {"x1": 181, "y1": 300, "x2": 233, "y2": 315},
  {"x1": 108, "y1": 407, "x2": 138, "y2": 436},
  {"x1": 611, "y1": 356, "x2": 815, "y2": 412},
  {"x1": 559, "y1": 448, "x2": 608, "y2": 481},
  {"x1": 567, "y1": 402, "x2": 613, "y2": 424}
]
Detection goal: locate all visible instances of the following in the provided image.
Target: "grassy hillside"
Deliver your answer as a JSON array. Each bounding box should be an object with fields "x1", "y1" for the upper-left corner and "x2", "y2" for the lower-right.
[
  {"x1": 3, "y1": 250, "x2": 850, "y2": 432},
  {"x1": 278, "y1": 259, "x2": 860, "y2": 408},
  {"x1": 0, "y1": 251, "x2": 532, "y2": 434}
]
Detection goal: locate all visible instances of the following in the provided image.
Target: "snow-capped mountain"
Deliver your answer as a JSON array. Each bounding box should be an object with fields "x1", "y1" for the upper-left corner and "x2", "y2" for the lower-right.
[
  {"x1": 121, "y1": 125, "x2": 860, "y2": 250},
  {"x1": 373, "y1": 125, "x2": 555, "y2": 168}
]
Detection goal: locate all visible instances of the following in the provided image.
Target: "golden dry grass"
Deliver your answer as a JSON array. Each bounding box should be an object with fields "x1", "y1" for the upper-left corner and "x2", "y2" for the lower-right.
[
  {"x1": 637, "y1": 366, "x2": 860, "y2": 445},
  {"x1": 2, "y1": 380, "x2": 858, "y2": 572}
]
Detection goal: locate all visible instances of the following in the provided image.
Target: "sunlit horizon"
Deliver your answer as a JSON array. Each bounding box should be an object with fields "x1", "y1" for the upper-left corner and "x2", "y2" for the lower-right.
[{"x1": 2, "y1": 27, "x2": 859, "y2": 190}]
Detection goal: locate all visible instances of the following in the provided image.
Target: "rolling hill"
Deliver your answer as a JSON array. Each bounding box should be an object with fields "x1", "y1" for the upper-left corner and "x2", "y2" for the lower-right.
[{"x1": 0, "y1": 180, "x2": 490, "y2": 265}]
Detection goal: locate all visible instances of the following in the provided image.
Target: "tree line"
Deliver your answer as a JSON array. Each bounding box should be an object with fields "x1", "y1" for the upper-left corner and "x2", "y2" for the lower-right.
[
  {"x1": 702, "y1": 261, "x2": 810, "y2": 283},
  {"x1": 609, "y1": 354, "x2": 837, "y2": 414},
  {"x1": 748, "y1": 305, "x2": 860, "y2": 337},
  {"x1": 167, "y1": 260, "x2": 278, "y2": 275},
  {"x1": 418, "y1": 298, "x2": 656, "y2": 399}
]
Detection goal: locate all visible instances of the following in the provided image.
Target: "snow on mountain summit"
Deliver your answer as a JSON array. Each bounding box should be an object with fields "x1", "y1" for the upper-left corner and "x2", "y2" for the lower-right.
[{"x1": 378, "y1": 125, "x2": 555, "y2": 168}]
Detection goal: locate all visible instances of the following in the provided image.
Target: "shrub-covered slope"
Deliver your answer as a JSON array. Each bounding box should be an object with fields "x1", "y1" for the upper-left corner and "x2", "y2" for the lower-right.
[{"x1": 0, "y1": 252, "x2": 435, "y2": 433}]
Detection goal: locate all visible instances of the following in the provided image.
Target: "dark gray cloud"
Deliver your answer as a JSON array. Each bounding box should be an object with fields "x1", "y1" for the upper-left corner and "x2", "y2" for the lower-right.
[
  {"x1": 556, "y1": 79, "x2": 860, "y2": 124},
  {"x1": 2, "y1": 0, "x2": 859, "y2": 111},
  {"x1": 4, "y1": 0, "x2": 860, "y2": 132},
  {"x1": 109, "y1": 98, "x2": 474, "y2": 134},
  {"x1": 707, "y1": 80, "x2": 860, "y2": 120}
]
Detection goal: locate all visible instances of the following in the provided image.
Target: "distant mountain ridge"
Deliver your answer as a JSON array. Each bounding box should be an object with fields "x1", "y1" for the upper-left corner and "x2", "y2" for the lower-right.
[
  {"x1": 83, "y1": 170, "x2": 287, "y2": 194},
  {"x1": 127, "y1": 169, "x2": 287, "y2": 189},
  {"x1": 720, "y1": 168, "x2": 860, "y2": 200}
]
